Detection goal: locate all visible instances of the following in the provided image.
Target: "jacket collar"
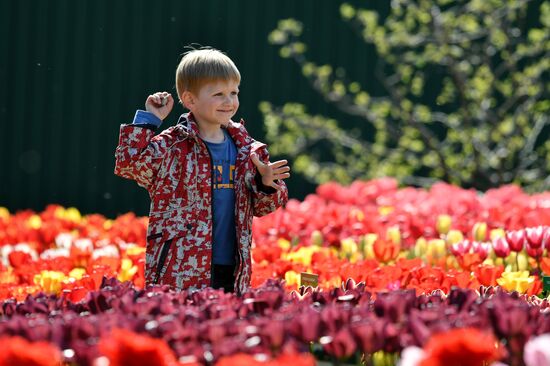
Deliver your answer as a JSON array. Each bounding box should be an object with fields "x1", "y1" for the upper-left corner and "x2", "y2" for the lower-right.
[{"x1": 176, "y1": 113, "x2": 254, "y2": 148}]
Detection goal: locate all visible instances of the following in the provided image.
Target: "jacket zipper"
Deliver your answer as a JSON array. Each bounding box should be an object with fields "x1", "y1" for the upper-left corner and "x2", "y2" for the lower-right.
[
  {"x1": 153, "y1": 238, "x2": 173, "y2": 284},
  {"x1": 202, "y1": 140, "x2": 215, "y2": 287}
]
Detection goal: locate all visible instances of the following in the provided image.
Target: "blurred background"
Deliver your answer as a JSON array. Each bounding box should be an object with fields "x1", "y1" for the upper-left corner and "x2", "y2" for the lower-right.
[{"x1": 1, "y1": 0, "x2": 548, "y2": 217}]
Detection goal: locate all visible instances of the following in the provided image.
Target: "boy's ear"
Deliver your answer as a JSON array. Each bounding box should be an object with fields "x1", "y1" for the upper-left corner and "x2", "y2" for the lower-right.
[{"x1": 181, "y1": 91, "x2": 194, "y2": 109}]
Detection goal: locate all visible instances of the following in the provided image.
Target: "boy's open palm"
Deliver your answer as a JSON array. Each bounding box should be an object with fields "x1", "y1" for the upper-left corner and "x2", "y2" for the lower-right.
[
  {"x1": 145, "y1": 92, "x2": 174, "y2": 121},
  {"x1": 251, "y1": 154, "x2": 290, "y2": 191}
]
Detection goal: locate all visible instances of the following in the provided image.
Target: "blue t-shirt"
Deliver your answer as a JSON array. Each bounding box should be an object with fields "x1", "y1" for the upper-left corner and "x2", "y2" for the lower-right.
[
  {"x1": 205, "y1": 130, "x2": 238, "y2": 265},
  {"x1": 131, "y1": 111, "x2": 238, "y2": 265}
]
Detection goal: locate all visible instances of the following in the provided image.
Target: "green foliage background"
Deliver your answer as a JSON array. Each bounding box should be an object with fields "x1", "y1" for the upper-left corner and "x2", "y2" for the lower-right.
[{"x1": 263, "y1": 0, "x2": 549, "y2": 192}]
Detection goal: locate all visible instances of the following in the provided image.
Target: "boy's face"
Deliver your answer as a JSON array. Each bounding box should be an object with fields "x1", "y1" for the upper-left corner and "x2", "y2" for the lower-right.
[{"x1": 184, "y1": 79, "x2": 240, "y2": 127}]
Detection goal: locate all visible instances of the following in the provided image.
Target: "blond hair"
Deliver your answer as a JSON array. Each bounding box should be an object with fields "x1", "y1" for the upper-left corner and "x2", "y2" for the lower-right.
[{"x1": 175, "y1": 48, "x2": 241, "y2": 98}]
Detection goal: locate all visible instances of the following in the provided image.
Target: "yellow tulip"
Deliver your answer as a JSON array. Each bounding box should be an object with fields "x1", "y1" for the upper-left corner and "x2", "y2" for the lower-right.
[
  {"x1": 65, "y1": 207, "x2": 82, "y2": 223},
  {"x1": 445, "y1": 229, "x2": 464, "y2": 246},
  {"x1": 472, "y1": 222, "x2": 488, "y2": 242},
  {"x1": 0, "y1": 268, "x2": 17, "y2": 284},
  {"x1": 349, "y1": 208, "x2": 364, "y2": 222},
  {"x1": 0, "y1": 207, "x2": 10, "y2": 220},
  {"x1": 362, "y1": 233, "x2": 378, "y2": 259},
  {"x1": 497, "y1": 271, "x2": 534, "y2": 293},
  {"x1": 34, "y1": 270, "x2": 66, "y2": 295},
  {"x1": 414, "y1": 237, "x2": 428, "y2": 257},
  {"x1": 103, "y1": 220, "x2": 113, "y2": 230},
  {"x1": 277, "y1": 238, "x2": 291, "y2": 251},
  {"x1": 378, "y1": 206, "x2": 394, "y2": 216},
  {"x1": 69, "y1": 268, "x2": 86, "y2": 280},
  {"x1": 117, "y1": 258, "x2": 138, "y2": 282},
  {"x1": 126, "y1": 245, "x2": 146, "y2": 257},
  {"x1": 310, "y1": 230, "x2": 323, "y2": 246},
  {"x1": 427, "y1": 239, "x2": 447, "y2": 258},
  {"x1": 341, "y1": 238, "x2": 358, "y2": 256},
  {"x1": 436, "y1": 214, "x2": 452, "y2": 235},
  {"x1": 490, "y1": 228, "x2": 506, "y2": 240},
  {"x1": 27, "y1": 215, "x2": 42, "y2": 229},
  {"x1": 517, "y1": 251, "x2": 529, "y2": 271},
  {"x1": 386, "y1": 226, "x2": 401, "y2": 245},
  {"x1": 284, "y1": 270, "x2": 299, "y2": 287}
]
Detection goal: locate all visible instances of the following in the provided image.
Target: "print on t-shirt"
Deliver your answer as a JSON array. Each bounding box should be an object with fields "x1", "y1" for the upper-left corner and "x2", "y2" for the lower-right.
[{"x1": 212, "y1": 161, "x2": 235, "y2": 189}]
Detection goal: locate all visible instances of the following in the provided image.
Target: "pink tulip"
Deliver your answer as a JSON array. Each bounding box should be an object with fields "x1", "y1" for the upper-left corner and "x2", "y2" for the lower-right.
[
  {"x1": 525, "y1": 227, "x2": 545, "y2": 249},
  {"x1": 505, "y1": 230, "x2": 526, "y2": 252},
  {"x1": 492, "y1": 237, "x2": 510, "y2": 258},
  {"x1": 450, "y1": 240, "x2": 472, "y2": 257},
  {"x1": 524, "y1": 333, "x2": 550, "y2": 366},
  {"x1": 472, "y1": 241, "x2": 492, "y2": 261}
]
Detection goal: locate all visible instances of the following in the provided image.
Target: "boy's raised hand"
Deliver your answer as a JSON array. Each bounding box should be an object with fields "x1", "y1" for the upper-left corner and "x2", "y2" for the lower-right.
[
  {"x1": 145, "y1": 91, "x2": 174, "y2": 121},
  {"x1": 251, "y1": 154, "x2": 291, "y2": 191}
]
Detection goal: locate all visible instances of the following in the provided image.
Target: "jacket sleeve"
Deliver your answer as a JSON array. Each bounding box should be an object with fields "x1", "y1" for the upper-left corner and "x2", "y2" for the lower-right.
[
  {"x1": 249, "y1": 143, "x2": 289, "y2": 217},
  {"x1": 114, "y1": 124, "x2": 178, "y2": 192}
]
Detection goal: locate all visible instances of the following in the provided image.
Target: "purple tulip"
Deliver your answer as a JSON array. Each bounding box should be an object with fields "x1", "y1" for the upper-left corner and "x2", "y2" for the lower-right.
[{"x1": 321, "y1": 326, "x2": 357, "y2": 359}]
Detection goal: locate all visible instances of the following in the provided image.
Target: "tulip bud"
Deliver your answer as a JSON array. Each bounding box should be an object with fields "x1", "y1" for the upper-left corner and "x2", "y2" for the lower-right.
[
  {"x1": 310, "y1": 230, "x2": 323, "y2": 246},
  {"x1": 436, "y1": 214, "x2": 452, "y2": 235},
  {"x1": 0, "y1": 207, "x2": 9, "y2": 220},
  {"x1": 27, "y1": 214, "x2": 42, "y2": 229},
  {"x1": 428, "y1": 239, "x2": 447, "y2": 258},
  {"x1": 284, "y1": 270, "x2": 300, "y2": 287},
  {"x1": 472, "y1": 222, "x2": 487, "y2": 242},
  {"x1": 386, "y1": 226, "x2": 401, "y2": 245},
  {"x1": 414, "y1": 237, "x2": 428, "y2": 257},
  {"x1": 492, "y1": 237, "x2": 511, "y2": 258},
  {"x1": 340, "y1": 238, "x2": 358, "y2": 256},
  {"x1": 445, "y1": 230, "x2": 464, "y2": 246},
  {"x1": 517, "y1": 252, "x2": 529, "y2": 271},
  {"x1": 362, "y1": 237, "x2": 376, "y2": 260},
  {"x1": 277, "y1": 238, "x2": 291, "y2": 250},
  {"x1": 490, "y1": 228, "x2": 506, "y2": 241},
  {"x1": 505, "y1": 230, "x2": 526, "y2": 252}
]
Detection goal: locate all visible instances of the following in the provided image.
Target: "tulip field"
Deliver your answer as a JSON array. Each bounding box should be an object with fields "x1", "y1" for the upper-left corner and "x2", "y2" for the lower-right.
[{"x1": 1, "y1": 178, "x2": 550, "y2": 366}]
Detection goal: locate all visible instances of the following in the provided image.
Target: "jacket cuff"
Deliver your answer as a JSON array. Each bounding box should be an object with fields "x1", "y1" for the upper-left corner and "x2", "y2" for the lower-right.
[{"x1": 133, "y1": 110, "x2": 162, "y2": 128}]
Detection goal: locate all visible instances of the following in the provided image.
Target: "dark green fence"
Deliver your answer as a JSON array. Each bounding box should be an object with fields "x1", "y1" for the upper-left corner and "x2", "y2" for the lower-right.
[{"x1": 0, "y1": 0, "x2": 388, "y2": 217}]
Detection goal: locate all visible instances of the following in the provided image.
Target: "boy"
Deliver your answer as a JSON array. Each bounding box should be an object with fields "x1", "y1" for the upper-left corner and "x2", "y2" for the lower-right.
[{"x1": 114, "y1": 48, "x2": 290, "y2": 294}]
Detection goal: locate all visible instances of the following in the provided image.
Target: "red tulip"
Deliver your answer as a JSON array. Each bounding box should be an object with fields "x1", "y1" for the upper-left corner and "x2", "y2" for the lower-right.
[
  {"x1": 505, "y1": 230, "x2": 526, "y2": 252},
  {"x1": 525, "y1": 226, "x2": 545, "y2": 249},
  {"x1": 526, "y1": 245, "x2": 544, "y2": 259},
  {"x1": 0, "y1": 336, "x2": 62, "y2": 366},
  {"x1": 98, "y1": 328, "x2": 179, "y2": 366},
  {"x1": 373, "y1": 238, "x2": 400, "y2": 263},
  {"x1": 419, "y1": 328, "x2": 504, "y2": 366},
  {"x1": 492, "y1": 237, "x2": 510, "y2": 258}
]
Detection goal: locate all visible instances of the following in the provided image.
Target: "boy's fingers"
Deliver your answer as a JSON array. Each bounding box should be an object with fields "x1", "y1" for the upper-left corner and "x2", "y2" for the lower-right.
[
  {"x1": 269, "y1": 160, "x2": 288, "y2": 168},
  {"x1": 274, "y1": 173, "x2": 290, "y2": 180},
  {"x1": 272, "y1": 166, "x2": 290, "y2": 174}
]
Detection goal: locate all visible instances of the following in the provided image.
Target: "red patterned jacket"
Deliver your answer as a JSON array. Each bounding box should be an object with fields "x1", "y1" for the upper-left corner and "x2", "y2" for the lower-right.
[{"x1": 114, "y1": 113, "x2": 288, "y2": 294}]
